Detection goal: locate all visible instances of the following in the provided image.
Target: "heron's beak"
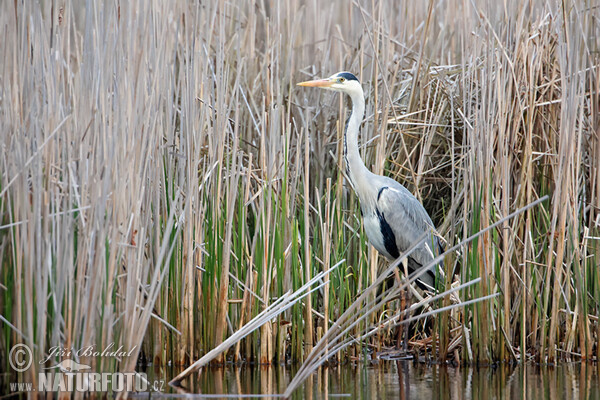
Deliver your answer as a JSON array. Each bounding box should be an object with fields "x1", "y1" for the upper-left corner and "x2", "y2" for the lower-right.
[{"x1": 296, "y1": 78, "x2": 333, "y2": 88}]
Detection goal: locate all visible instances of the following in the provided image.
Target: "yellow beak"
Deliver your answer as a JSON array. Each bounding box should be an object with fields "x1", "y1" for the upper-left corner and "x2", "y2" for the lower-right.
[{"x1": 296, "y1": 78, "x2": 333, "y2": 88}]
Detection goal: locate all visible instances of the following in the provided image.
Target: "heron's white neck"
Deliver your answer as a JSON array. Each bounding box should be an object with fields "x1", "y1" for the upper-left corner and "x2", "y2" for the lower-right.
[{"x1": 344, "y1": 91, "x2": 372, "y2": 200}]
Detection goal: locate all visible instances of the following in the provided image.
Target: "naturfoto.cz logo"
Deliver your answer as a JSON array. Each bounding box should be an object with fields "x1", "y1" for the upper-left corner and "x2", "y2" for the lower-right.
[{"x1": 8, "y1": 343, "x2": 164, "y2": 393}]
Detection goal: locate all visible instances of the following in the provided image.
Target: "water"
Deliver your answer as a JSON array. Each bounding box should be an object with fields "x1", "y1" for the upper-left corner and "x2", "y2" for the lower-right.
[{"x1": 138, "y1": 362, "x2": 600, "y2": 399}]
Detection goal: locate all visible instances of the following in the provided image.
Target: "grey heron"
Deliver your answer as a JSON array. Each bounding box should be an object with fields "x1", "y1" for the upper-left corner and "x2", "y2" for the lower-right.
[{"x1": 297, "y1": 71, "x2": 442, "y2": 290}]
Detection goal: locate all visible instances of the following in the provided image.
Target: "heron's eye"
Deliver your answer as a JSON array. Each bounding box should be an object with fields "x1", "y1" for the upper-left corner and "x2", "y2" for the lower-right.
[{"x1": 338, "y1": 77, "x2": 346, "y2": 83}]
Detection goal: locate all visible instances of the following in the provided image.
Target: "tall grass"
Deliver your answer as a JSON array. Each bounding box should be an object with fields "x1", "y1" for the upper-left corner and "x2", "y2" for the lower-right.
[{"x1": 0, "y1": 0, "x2": 598, "y2": 383}]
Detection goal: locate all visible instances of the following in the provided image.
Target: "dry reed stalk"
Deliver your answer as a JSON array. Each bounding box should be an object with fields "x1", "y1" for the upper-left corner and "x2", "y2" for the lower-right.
[
  {"x1": 303, "y1": 127, "x2": 314, "y2": 359},
  {"x1": 323, "y1": 179, "x2": 332, "y2": 347}
]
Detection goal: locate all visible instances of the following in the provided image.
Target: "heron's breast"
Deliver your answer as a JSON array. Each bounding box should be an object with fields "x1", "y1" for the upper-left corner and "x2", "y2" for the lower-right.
[{"x1": 362, "y1": 211, "x2": 394, "y2": 260}]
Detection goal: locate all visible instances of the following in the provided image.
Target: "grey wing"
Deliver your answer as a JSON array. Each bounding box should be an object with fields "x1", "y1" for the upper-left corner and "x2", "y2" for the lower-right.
[{"x1": 376, "y1": 184, "x2": 442, "y2": 288}]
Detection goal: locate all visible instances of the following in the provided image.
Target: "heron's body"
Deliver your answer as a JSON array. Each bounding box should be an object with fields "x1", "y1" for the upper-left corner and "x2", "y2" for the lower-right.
[{"x1": 298, "y1": 71, "x2": 442, "y2": 289}]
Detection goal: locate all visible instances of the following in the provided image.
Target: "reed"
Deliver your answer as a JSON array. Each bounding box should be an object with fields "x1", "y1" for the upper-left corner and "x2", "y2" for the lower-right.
[{"x1": 0, "y1": 0, "x2": 598, "y2": 386}]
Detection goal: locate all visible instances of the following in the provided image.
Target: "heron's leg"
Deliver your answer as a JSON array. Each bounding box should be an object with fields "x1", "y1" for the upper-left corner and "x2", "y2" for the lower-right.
[
  {"x1": 400, "y1": 284, "x2": 408, "y2": 352},
  {"x1": 393, "y1": 259, "x2": 411, "y2": 352},
  {"x1": 392, "y1": 268, "x2": 403, "y2": 349},
  {"x1": 402, "y1": 287, "x2": 412, "y2": 352}
]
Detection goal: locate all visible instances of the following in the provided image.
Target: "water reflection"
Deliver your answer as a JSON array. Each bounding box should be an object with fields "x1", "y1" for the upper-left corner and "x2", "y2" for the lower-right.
[{"x1": 141, "y1": 362, "x2": 599, "y2": 399}]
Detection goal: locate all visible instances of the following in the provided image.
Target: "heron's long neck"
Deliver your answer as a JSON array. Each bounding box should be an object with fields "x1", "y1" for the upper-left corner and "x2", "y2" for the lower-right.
[{"x1": 344, "y1": 92, "x2": 371, "y2": 197}]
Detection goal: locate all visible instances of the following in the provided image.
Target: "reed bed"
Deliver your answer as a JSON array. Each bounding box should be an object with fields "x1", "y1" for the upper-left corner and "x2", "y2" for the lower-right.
[{"x1": 0, "y1": 0, "x2": 599, "y2": 386}]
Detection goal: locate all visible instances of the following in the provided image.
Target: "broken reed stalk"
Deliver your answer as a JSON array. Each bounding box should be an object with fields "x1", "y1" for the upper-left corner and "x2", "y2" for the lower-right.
[{"x1": 169, "y1": 260, "x2": 345, "y2": 386}]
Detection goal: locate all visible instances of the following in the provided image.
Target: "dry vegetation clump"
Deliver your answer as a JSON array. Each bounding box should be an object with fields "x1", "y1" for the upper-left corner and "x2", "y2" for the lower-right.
[{"x1": 0, "y1": 0, "x2": 598, "y2": 385}]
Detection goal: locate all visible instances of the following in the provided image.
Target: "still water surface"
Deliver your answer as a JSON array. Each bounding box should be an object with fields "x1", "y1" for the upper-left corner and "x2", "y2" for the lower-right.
[{"x1": 141, "y1": 362, "x2": 600, "y2": 399}]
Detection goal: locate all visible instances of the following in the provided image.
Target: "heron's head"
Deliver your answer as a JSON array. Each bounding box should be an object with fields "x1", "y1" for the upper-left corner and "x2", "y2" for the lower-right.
[{"x1": 297, "y1": 71, "x2": 362, "y2": 98}]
